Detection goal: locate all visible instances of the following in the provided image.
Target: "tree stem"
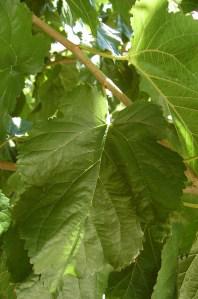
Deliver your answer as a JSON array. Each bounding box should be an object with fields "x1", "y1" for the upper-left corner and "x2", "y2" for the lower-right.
[
  {"x1": 0, "y1": 161, "x2": 16, "y2": 172},
  {"x1": 32, "y1": 14, "x2": 132, "y2": 107}
]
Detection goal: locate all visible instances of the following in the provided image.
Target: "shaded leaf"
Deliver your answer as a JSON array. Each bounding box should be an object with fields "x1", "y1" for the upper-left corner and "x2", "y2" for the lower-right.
[
  {"x1": 106, "y1": 228, "x2": 162, "y2": 299},
  {"x1": 181, "y1": 0, "x2": 198, "y2": 13},
  {"x1": 3, "y1": 226, "x2": 32, "y2": 282},
  {"x1": 110, "y1": 102, "x2": 186, "y2": 222}
]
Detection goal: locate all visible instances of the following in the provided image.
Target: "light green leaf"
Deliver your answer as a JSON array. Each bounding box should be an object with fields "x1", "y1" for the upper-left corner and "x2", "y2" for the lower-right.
[
  {"x1": 57, "y1": 270, "x2": 110, "y2": 299},
  {"x1": 151, "y1": 224, "x2": 179, "y2": 299},
  {"x1": 178, "y1": 239, "x2": 198, "y2": 299},
  {"x1": 0, "y1": 0, "x2": 49, "y2": 134},
  {"x1": 129, "y1": 0, "x2": 198, "y2": 173},
  {"x1": 0, "y1": 191, "x2": 11, "y2": 235},
  {"x1": 16, "y1": 276, "x2": 52, "y2": 299}
]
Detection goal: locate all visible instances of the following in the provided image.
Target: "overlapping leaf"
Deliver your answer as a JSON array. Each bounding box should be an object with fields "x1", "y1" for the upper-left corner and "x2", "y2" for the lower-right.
[
  {"x1": 0, "y1": 0, "x2": 49, "y2": 137},
  {"x1": 129, "y1": 0, "x2": 198, "y2": 173},
  {"x1": 110, "y1": 101, "x2": 186, "y2": 222},
  {"x1": 106, "y1": 228, "x2": 162, "y2": 299}
]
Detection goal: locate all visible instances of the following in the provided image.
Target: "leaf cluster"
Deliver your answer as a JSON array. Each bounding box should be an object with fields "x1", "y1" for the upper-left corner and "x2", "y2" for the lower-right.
[{"x1": 0, "y1": 0, "x2": 198, "y2": 298}]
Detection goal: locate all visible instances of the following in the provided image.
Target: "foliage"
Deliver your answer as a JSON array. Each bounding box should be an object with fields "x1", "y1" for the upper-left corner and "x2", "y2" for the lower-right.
[{"x1": 0, "y1": 0, "x2": 198, "y2": 298}]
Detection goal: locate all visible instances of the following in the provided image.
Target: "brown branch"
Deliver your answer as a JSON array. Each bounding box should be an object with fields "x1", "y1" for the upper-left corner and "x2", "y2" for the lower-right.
[
  {"x1": 32, "y1": 14, "x2": 132, "y2": 107},
  {"x1": 0, "y1": 161, "x2": 16, "y2": 172}
]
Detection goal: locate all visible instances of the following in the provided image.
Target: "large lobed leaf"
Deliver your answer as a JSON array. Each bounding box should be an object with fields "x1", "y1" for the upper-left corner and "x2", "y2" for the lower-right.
[
  {"x1": 129, "y1": 0, "x2": 198, "y2": 174},
  {"x1": 15, "y1": 86, "x2": 185, "y2": 292}
]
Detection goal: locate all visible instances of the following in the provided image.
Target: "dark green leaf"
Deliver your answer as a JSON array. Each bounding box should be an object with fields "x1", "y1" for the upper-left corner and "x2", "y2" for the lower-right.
[
  {"x1": 110, "y1": 102, "x2": 186, "y2": 222},
  {"x1": 107, "y1": 228, "x2": 162, "y2": 299},
  {"x1": 3, "y1": 226, "x2": 32, "y2": 282},
  {"x1": 181, "y1": 0, "x2": 198, "y2": 13}
]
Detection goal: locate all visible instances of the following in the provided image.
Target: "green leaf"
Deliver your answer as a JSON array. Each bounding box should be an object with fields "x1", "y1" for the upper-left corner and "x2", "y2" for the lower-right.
[
  {"x1": 181, "y1": 0, "x2": 198, "y2": 13},
  {"x1": 15, "y1": 96, "x2": 185, "y2": 291},
  {"x1": 0, "y1": 191, "x2": 11, "y2": 235},
  {"x1": 151, "y1": 224, "x2": 180, "y2": 299},
  {"x1": 129, "y1": 0, "x2": 198, "y2": 173},
  {"x1": 106, "y1": 228, "x2": 162, "y2": 299},
  {"x1": 0, "y1": 0, "x2": 49, "y2": 135},
  {"x1": 110, "y1": 0, "x2": 135, "y2": 24},
  {"x1": 110, "y1": 102, "x2": 186, "y2": 222},
  {"x1": 16, "y1": 276, "x2": 52, "y2": 299},
  {"x1": 90, "y1": 150, "x2": 143, "y2": 270},
  {"x1": 178, "y1": 239, "x2": 198, "y2": 299},
  {"x1": 97, "y1": 23, "x2": 122, "y2": 55},
  {"x1": 57, "y1": 270, "x2": 109, "y2": 299},
  {"x1": 0, "y1": 251, "x2": 16, "y2": 299},
  {"x1": 3, "y1": 226, "x2": 32, "y2": 282},
  {"x1": 66, "y1": 0, "x2": 98, "y2": 34},
  {"x1": 178, "y1": 194, "x2": 198, "y2": 254},
  {"x1": 32, "y1": 64, "x2": 79, "y2": 120},
  {"x1": 15, "y1": 86, "x2": 108, "y2": 291}
]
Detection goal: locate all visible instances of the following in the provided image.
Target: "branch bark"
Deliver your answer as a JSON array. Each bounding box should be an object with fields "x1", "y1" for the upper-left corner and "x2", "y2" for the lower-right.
[
  {"x1": 32, "y1": 14, "x2": 132, "y2": 107},
  {"x1": 0, "y1": 161, "x2": 16, "y2": 172}
]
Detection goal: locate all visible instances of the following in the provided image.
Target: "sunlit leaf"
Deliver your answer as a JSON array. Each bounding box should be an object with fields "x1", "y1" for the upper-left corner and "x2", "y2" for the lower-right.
[{"x1": 129, "y1": 0, "x2": 198, "y2": 174}]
